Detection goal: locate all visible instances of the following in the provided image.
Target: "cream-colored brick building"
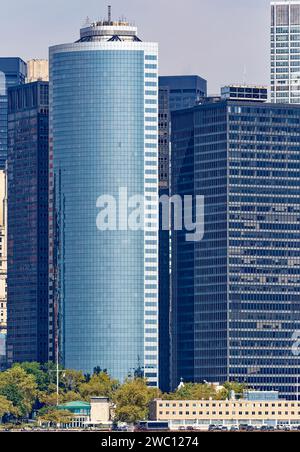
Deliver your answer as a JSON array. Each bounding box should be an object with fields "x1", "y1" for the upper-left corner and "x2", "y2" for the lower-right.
[
  {"x1": 27, "y1": 59, "x2": 49, "y2": 82},
  {"x1": 150, "y1": 398, "x2": 300, "y2": 428},
  {"x1": 0, "y1": 170, "x2": 7, "y2": 336}
]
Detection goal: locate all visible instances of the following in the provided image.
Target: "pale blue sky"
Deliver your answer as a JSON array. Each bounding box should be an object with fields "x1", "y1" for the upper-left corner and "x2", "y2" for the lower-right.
[{"x1": 0, "y1": 0, "x2": 270, "y2": 93}]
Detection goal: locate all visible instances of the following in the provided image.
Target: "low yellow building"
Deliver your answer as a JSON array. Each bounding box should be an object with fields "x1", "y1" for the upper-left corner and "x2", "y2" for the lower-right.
[{"x1": 150, "y1": 397, "x2": 300, "y2": 429}]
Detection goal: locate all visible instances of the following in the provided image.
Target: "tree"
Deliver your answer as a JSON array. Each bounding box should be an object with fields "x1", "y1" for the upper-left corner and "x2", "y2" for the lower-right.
[
  {"x1": 0, "y1": 395, "x2": 17, "y2": 419},
  {"x1": 93, "y1": 367, "x2": 107, "y2": 375},
  {"x1": 113, "y1": 378, "x2": 161, "y2": 423},
  {"x1": 37, "y1": 408, "x2": 73, "y2": 427},
  {"x1": 15, "y1": 362, "x2": 49, "y2": 392},
  {"x1": 60, "y1": 369, "x2": 85, "y2": 392},
  {"x1": 114, "y1": 405, "x2": 145, "y2": 424},
  {"x1": 79, "y1": 371, "x2": 119, "y2": 400},
  {"x1": 222, "y1": 381, "x2": 246, "y2": 399},
  {"x1": 0, "y1": 366, "x2": 37, "y2": 417},
  {"x1": 163, "y1": 382, "x2": 218, "y2": 400},
  {"x1": 42, "y1": 362, "x2": 64, "y2": 387},
  {"x1": 38, "y1": 390, "x2": 82, "y2": 407}
]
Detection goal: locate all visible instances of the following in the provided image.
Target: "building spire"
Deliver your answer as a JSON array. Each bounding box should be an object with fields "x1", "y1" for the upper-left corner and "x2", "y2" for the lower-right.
[{"x1": 108, "y1": 5, "x2": 112, "y2": 23}]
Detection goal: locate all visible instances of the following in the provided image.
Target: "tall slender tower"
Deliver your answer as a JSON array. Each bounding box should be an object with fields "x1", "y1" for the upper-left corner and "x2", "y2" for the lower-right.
[
  {"x1": 271, "y1": 0, "x2": 300, "y2": 103},
  {"x1": 7, "y1": 82, "x2": 49, "y2": 364},
  {"x1": 49, "y1": 13, "x2": 159, "y2": 385},
  {"x1": 0, "y1": 170, "x2": 7, "y2": 368}
]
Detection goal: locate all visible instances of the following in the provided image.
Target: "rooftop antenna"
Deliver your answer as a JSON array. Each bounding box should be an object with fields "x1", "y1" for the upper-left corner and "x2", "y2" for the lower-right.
[
  {"x1": 108, "y1": 5, "x2": 112, "y2": 23},
  {"x1": 82, "y1": 16, "x2": 91, "y2": 27},
  {"x1": 243, "y1": 64, "x2": 247, "y2": 85}
]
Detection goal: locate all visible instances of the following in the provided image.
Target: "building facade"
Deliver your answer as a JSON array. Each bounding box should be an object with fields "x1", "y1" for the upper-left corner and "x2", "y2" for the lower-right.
[
  {"x1": 55, "y1": 397, "x2": 113, "y2": 429},
  {"x1": 150, "y1": 397, "x2": 300, "y2": 428},
  {"x1": 0, "y1": 170, "x2": 7, "y2": 370},
  {"x1": 171, "y1": 100, "x2": 300, "y2": 399},
  {"x1": 7, "y1": 81, "x2": 49, "y2": 364},
  {"x1": 0, "y1": 170, "x2": 7, "y2": 336},
  {"x1": 49, "y1": 18, "x2": 159, "y2": 384},
  {"x1": 158, "y1": 86, "x2": 170, "y2": 392},
  {"x1": 157, "y1": 76, "x2": 207, "y2": 392},
  {"x1": 0, "y1": 58, "x2": 27, "y2": 170},
  {"x1": 27, "y1": 59, "x2": 49, "y2": 83},
  {"x1": 271, "y1": 0, "x2": 300, "y2": 103}
]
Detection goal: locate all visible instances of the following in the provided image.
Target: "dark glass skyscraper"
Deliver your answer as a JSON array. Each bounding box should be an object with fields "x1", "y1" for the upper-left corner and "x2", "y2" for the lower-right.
[
  {"x1": 171, "y1": 100, "x2": 300, "y2": 399},
  {"x1": 0, "y1": 58, "x2": 27, "y2": 169},
  {"x1": 158, "y1": 76, "x2": 207, "y2": 391},
  {"x1": 7, "y1": 81, "x2": 49, "y2": 364}
]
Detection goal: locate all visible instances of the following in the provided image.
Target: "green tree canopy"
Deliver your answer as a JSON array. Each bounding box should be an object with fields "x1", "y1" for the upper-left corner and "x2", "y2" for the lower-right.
[
  {"x1": 0, "y1": 395, "x2": 17, "y2": 419},
  {"x1": 15, "y1": 362, "x2": 49, "y2": 392},
  {"x1": 0, "y1": 366, "x2": 37, "y2": 417},
  {"x1": 60, "y1": 369, "x2": 85, "y2": 392},
  {"x1": 222, "y1": 381, "x2": 246, "y2": 399},
  {"x1": 163, "y1": 382, "x2": 218, "y2": 400},
  {"x1": 37, "y1": 407, "x2": 73, "y2": 426},
  {"x1": 79, "y1": 371, "x2": 119, "y2": 400},
  {"x1": 113, "y1": 378, "x2": 161, "y2": 423}
]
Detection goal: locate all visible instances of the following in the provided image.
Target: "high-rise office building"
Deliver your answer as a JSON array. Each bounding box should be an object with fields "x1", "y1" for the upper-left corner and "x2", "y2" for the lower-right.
[
  {"x1": 158, "y1": 86, "x2": 170, "y2": 392},
  {"x1": 0, "y1": 58, "x2": 27, "y2": 169},
  {"x1": 49, "y1": 14, "x2": 159, "y2": 384},
  {"x1": 171, "y1": 99, "x2": 300, "y2": 399},
  {"x1": 158, "y1": 75, "x2": 207, "y2": 391},
  {"x1": 271, "y1": 0, "x2": 300, "y2": 103},
  {"x1": 0, "y1": 170, "x2": 7, "y2": 370},
  {"x1": 27, "y1": 59, "x2": 49, "y2": 83},
  {"x1": 158, "y1": 76, "x2": 207, "y2": 188},
  {"x1": 7, "y1": 81, "x2": 49, "y2": 364},
  {"x1": 0, "y1": 170, "x2": 7, "y2": 337}
]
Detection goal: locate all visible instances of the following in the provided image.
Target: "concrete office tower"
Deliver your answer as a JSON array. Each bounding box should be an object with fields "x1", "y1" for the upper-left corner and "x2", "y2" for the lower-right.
[
  {"x1": 271, "y1": 0, "x2": 300, "y2": 103},
  {"x1": 171, "y1": 99, "x2": 300, "y2": 399},
  {"x1": 0, "y1": 58, "x2": 27, "y2": 169},
  {"x1": 7, "y1": 82, "x2": 49, "y2": 364},
  {"x1": 49, "y1": 13, "x2": 159, "y2": 385},
  {"x1": 27, "y1": 59, "x2": 49, "y2": 82},
  {"x1": 158, "y1": 75, "x2": 207, "y2": 392}
]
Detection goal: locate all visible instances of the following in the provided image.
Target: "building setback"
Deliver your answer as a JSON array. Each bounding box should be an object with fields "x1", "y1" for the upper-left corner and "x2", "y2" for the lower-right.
[
  {"x1": 7, "y1": 81, "x2": 49, "y2": 364},
  {"x1": 49, "y1": 16, "x2": 159, "y2": 384},
  {"x1": 171, "y1": 100, "x2": 300, "y2": 399},
  {"x1": 271, "y1": 0, "x2": 300, "y2": 103}
]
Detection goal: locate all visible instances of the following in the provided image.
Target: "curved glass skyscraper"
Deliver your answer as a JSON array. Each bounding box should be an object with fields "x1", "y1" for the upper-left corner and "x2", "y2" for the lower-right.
[{"x1": 49, "y1": 17, "x2": 159, "y2": 385}]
